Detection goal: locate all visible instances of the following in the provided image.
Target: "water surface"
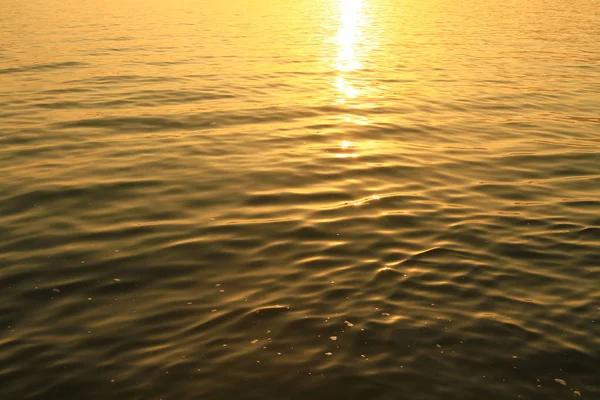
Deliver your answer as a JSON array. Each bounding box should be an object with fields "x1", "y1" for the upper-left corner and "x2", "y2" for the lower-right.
[{"x1": 1, "y1": 0, "x2": 599, "y2": 399}]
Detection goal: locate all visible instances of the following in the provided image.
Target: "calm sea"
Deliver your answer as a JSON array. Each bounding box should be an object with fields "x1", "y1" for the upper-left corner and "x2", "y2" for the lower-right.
[{"x1": 1, "y1": 0, "x2": 599, "y2": 399}]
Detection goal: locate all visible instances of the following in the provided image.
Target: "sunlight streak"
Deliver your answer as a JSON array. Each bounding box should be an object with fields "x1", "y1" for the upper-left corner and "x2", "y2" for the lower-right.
[
  {"x1": 335, "y1": 0, "x2": 364, "y2": 103},
  {"x1": 337, "y1": 0, "x2": 363, "y2": 72}
]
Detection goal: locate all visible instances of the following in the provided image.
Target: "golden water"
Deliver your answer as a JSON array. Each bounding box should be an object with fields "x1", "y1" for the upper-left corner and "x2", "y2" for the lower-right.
[{"x1": 1, "y1": 0, "x2": 599, "y2": 399}]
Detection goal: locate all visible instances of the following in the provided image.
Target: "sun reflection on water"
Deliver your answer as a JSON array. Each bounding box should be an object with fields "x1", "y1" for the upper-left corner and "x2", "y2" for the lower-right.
[
  {"x1": 331, "y1": 1, "x2": 373, "y2": 169},
  {"x1": 337, "y1": 0, "x2": 363, "y2": 73},
  {"x1": 335, "y1": 140, "x2": 359, "y2": 158},
  {"x1": 336, "y1": 76, "x2": 358, "y2": 99},
  {"x1": 335, "y1": 0, "x2": 364, "y2": 104}
]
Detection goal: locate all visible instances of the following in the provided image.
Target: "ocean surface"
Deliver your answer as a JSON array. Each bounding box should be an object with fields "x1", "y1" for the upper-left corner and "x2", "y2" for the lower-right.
[{"x1": 1, "y1": 0, "x2": 599, "y2": 399}]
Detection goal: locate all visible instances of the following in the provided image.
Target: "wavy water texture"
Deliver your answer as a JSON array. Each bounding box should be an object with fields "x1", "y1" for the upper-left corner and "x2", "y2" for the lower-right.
[{"x1": 0, "y1": 0, "x2": 599, "y2": 399}]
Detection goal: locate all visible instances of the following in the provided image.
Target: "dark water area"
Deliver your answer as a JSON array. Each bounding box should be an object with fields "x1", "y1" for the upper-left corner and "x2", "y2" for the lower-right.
[{"x1": 1, "y1": 0, "x2": 599, "y2": 399}]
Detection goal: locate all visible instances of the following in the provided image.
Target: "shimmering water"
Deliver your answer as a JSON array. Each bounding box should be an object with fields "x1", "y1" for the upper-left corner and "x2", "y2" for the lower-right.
[{"x1": 1, "y1": 0, "x2": 599, "y2": 398}]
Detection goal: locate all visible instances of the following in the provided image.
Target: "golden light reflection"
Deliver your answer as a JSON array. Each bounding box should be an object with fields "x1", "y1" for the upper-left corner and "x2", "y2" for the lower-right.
[
  {"x1": 341, "y1": 114, "x2": 370, "y2": 125},
  {"x1": 335, "y1": 140, "x2": 359, "y2": 158},
  {"x1": 330, "y1": 0, "x2": 373, "y2": 161},
  {"x1": 336, "y1": 76, "x2": 358, "y2": 99},
  {"x1": 336, "y1": 153, "x2": 360, "y2": 159},
  {"x1": 353, "y1": 194, "x2": 381, "y2": 207},
  {"x1": 337, "y1": 0, "x2": 363, "y2": 73},
  {"x1": 335, "y1": 0, "x2": 364, "y2": 103}
]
